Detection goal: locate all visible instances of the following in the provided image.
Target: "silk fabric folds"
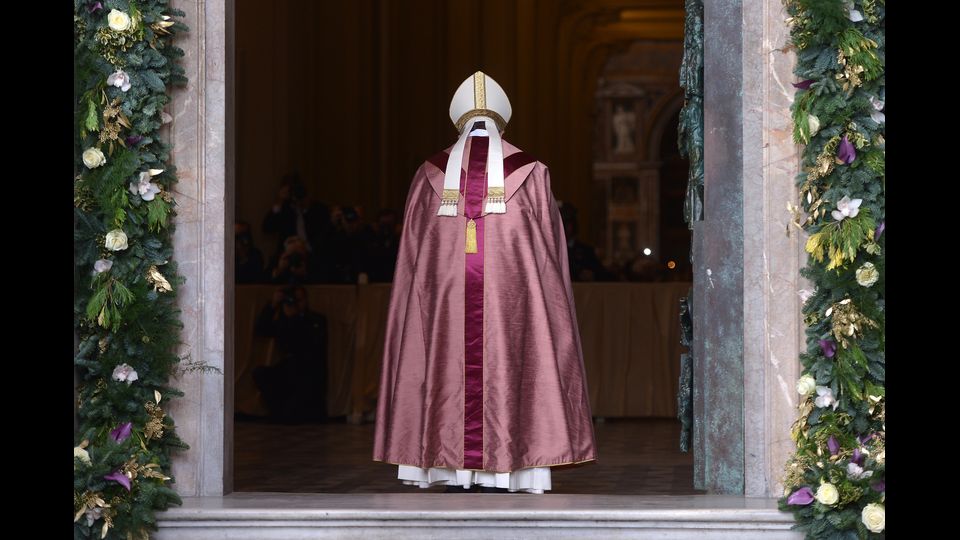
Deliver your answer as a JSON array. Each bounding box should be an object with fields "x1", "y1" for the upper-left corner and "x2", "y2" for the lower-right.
[{"x1": 373, "y1": 137, "x2": 597, "y2": 474}]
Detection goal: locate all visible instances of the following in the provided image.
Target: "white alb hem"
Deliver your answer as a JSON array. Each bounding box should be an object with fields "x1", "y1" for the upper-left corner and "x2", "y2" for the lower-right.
[{"x1": 397, "y1": 464, "x2": 551, "y2": 494}]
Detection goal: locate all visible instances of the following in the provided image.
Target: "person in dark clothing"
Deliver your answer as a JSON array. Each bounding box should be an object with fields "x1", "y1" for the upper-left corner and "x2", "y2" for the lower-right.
[
  {"x1": 262, "y1": 173, "x2": 334, "y2": 280},
  {"x1": 329, "y1": 206, "x2": 375, "y2": 284},
  {"x1": 235, "y1": 221, "x2": 266, "y2": 283},
  {"x1": 558, "y1": 202, "x2": 615, "y2": 282},
  {"x1": 252, "y1": 285, "x2": 329, "y2": 422},
  {"x1": 365, "y1": 208, "x2": 401, "y2": 282}
]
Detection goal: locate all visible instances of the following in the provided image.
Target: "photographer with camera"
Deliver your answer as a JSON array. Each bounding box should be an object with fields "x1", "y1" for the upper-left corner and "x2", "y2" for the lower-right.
[
  {"x1": 252, "y1": 285, "x2": 329, "y2": 423},
  {"x1": 269, "y1": 235, "x2": 312, "y2": 284},
  {"x1": 262, "y1": 172, "x2": 334, "y2": 281}
]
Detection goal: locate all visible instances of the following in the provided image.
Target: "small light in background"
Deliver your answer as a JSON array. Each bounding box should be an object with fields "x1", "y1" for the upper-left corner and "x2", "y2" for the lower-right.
[
  {"x1": 642, "y1": 248, "x2": 652, "y2": 256},
  {"x1": 667, "y1": 261, "x2": 676, "y2": 269}
]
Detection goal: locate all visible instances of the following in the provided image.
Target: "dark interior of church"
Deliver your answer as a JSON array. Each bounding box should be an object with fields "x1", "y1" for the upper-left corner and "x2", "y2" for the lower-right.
[{"x1": 232, "y1": 0, "x2": 696, "y2": 495}]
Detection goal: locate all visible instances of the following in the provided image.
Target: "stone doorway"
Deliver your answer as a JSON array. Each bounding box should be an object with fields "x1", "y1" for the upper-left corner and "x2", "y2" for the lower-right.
[{"x1": 164, "y1": 0, "x2": 806, "y2": 503}]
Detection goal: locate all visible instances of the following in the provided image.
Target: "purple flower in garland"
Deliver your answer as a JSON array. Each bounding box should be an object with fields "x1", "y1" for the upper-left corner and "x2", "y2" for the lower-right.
[
  {"x1": 852, "y1": 447, "x2": 864, "y2": 466},
  {"x1": 858, "y1": 433, "x2": 874, "y2": 445},
  {"x1": 837, "y1": 135, "x2": 856, "y2": 164},
  {"x1": 104, "y1": 470, "x2": 131, "y2": 491},
  {"x1": 87, "y1": 1, "x2": 103, "y2": 13},
  {"x1": 786, "y1": 487, "x2": 815, "y2": 505},
  {"x1": 870, "y1": 480, "x2": 885, "y2": 492},
  {"x1": 874, "y1": 221, "x2": 885, "y2": 241},
  {"x1": 109, "y1": 422, "x2": 133, "y2": 443},
  {"x1": 125, "y1": 135, "x2": 144, "y2": 147},
  {"x1": 827, "y1": 436, "x2": 840, "y2": 456},
  {"x1": 792, "y1": 79, "x2": 814, "y2": 90},
  {"x1": 819, "y1": 339, "x2": 837, "y2": 359}
]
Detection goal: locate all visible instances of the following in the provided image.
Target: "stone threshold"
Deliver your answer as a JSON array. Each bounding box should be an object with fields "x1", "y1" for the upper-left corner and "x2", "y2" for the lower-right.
[{"x1": 155, "y1": 493, "x2": 801, "y2": 539}]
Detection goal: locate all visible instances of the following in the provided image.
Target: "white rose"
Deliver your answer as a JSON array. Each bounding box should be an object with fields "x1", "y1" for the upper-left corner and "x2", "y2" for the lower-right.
[
  {"x1": 855, "y1": 262, "x2": 879, "y2": 287},
  {"x1": 104, "y1": 229, "x2": 128, "y2": 252},
  {"x1": 861, "y1": 503, "x2": 884, "y2": 533},
  {"x1": 815, "y1": 482, "x2": 839, "y2": 505},
  {"x1": 112, "y1": 363, "x2": 139, "y2": 384},
  {"x1": 93, "y1": 259, "x2": 113, "y2": 274},
  {"x1": 796, "y1": 374, "x2": 817, "y2": 396},
  {"x1": 82, "y1": 147, "x2": 106, "y2": 169},
  {"x1": 74, "y1": 446, "x2": 91, "y2": 466},
  {"x1": 107, "y1": 9, "x2": 132, "y2": 31}
]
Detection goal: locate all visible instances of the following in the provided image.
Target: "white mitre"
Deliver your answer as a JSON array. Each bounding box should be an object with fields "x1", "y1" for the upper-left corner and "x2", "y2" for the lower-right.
[{"x1": 438, "y1": 71, "x2": 513, "y2": 216}]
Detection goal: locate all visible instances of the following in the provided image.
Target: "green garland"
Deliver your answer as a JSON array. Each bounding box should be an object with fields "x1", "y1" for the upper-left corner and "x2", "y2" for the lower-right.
[
  {"x1": 73, "y1": 1, "x2": 188, "y2": 538},
  {"x1": 779, "y1": 1, "x2": 885, "y2": 538}
]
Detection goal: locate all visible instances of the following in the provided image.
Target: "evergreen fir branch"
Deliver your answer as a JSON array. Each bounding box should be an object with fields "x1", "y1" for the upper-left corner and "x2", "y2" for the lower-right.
[
  {"x1": 793, "y1": 91, "x2": 815, "y2": 144},
  {"x1": 780, "y1": 1, "x2": 884, "y2": 536},
  {"x1": 146, "y1": 198, "x2": 169, "y2": 231},
  {"x1": 838, "y1": 28, "x2": 882, "y2": 83},
  {"x1": 84, "y1": 98, "x2": 99, "y2": 134},
  {"x1": 74, "y1": 2, "x2": 190, "y2": 538}
]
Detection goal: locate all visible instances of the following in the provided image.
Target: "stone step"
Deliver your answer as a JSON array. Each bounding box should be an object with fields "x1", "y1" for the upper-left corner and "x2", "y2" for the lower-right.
[{"x1": 156, "y1": 493, "x2": 801, "y2": 539}]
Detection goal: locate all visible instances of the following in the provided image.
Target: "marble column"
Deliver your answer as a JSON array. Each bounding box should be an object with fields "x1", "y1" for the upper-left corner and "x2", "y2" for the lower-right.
[
  {"x1": 166, "y1": 0, "x2": 235, "y2": 496},
  {"x1": 741, "y1": 0, "x2": 806, "y2": 498}
]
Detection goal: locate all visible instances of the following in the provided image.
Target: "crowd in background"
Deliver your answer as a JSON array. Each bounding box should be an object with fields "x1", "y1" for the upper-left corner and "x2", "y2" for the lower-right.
[
  {"x1": 236, "y1": 173, "x2": 401, "y2": 286},
  {"x1": 236, "y1": 172, "x2": 688, "y2": 287}
]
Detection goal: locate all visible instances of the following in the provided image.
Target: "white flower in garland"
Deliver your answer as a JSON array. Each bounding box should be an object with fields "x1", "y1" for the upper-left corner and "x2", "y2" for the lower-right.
[
  {"x1": 107, "y1": 70, "x2": 131, "y2": 92},
  {"x1": 82, "y1": 147, "x2": 106, "y2": 169},
  {"x1": 74, "y1": 446, "x2": 91, "y2": 466},
  {"x1": 807, "y1": 114, "x2": 821, "y2": 137},
  {"x1": 869, "y1": 95, "x2": 885, "y2": 124},
  {"x1": 861, "y1": 503, "x2": 885, "y2": 533},
  {"x1": 797, "y1": 288, "x2": 814, "y2": 303},
  {"x1": 93, "y1": 259, "x2": 113, "y2": 274},
  {"x1": 129, "y1": 171, "x2": 162, "y2": 201},
  {"x1": 112, "y1": 363, "x2": 139, "y2": 385},
  {"x1": 846, "y1": 462, "x2": 873, "y2": 480},
  {"x1": 107, "y1": 9, "x2": 133, "y2": 31},
  {"x1": 104, "y1": 229, "x2": 128, "y2": 251},
  {"x1": 815, "y1": 482, "x2": 839, "y2": 505},
  {"x1": 814, "y1": 386, "x2": 838, "y2": 410},
  {"x1": 796, "y1": 374, "x2": 817, "y2": 396},
  {"x1": 844, "y1": 1, "x2": 864, "y2": 21},
  {"x1": 855, "y1": 262, "x2": 879, "y2": 287},
  {"x1": 831, "y1": 195, "x2": 862, "y2": 222},
  {"x1": 84, "y1": 506, "x2": 104, "y2": 527}
]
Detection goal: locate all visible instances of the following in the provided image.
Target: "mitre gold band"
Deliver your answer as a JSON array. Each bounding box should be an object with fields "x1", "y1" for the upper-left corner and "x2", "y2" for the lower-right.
[{"x1": 455, "y1": 109, "x2": 507, "y2": 133}]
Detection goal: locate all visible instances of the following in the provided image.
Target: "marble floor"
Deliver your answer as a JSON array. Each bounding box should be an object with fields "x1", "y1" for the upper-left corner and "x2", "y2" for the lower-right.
[{"x1": 234, "y1": 417, "x2": 701, "y2": 495}]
